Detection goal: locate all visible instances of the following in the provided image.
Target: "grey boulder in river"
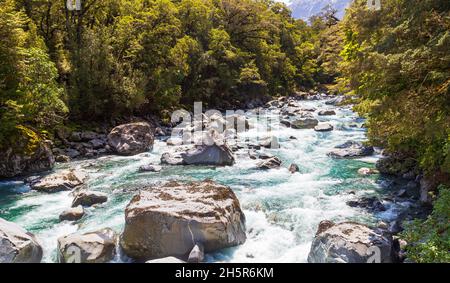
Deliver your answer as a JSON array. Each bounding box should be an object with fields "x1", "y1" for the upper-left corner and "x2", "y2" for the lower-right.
[
  {"x1": 161, "y1": 143, "x2": 235, "y2": 166},
  {"x1": 0, "y1": 217, "x2": 43, "y2": 263},
  {"x1": 107, "y1": 122, "x2": 155, "y2": 156},
  {"x1": 307, "y1": 221, "x2": 396, "y2": 263},
  {"x1": 120, "y1": 180, "x2": 246, "y2": 261},
  {"x1": 57, "y1": 228, "x2": 117, "y2": 263}
]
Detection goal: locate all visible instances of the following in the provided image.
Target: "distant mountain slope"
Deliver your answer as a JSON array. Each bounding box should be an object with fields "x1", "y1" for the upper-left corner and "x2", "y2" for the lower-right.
[{"x1": 288, "y1": 0, "x2": 351, "y2": 21}]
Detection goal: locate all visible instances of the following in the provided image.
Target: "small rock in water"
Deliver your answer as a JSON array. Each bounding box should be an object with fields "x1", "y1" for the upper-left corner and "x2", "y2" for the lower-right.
[
  {"x1": 248, "y1": 150, "x2": 258, "y2": 160},
  {"x1": 161, "y1": 152, "x2": 185, "y2": 165},
  {"x1": 138, "y1": 164, "x2": 162, "y2": 173},
  {"x1": 328, "y1": 141, "x2": 374, "y2": 159},
  {"x1": 59, "y1": 205, "x2": 85, "y2": 222},
  {"x1": 314, "y1": 123, "x2": 333, "y2": 132},
  {"x1": 257, "y1": 156, "x2": 282, "y2": 170},
  {"x1": 318, "y1": 109, "x2": 336, "y2": 116},
  {"x1": 258, "y1": 152, "x2": 274, "y2": 160},
  {"x1": 259, "y1": 136, "x2": 280, "y2": 149},
  {"x1": 288, "y1": 163, "x2": 300, "y2": 173},
  {"x1": 55, "y1": 155, "x2": 71, "y2": 163},
  {"x1": 72, "y1": 191, "x2": 108, "y2": 207},
  {"x1": 280, "y1": 119, "x2": 291, "y2": 127},
  {"x1": 357, "y1": 167, "x2": 379, "y2": 175},
  {"x1": 166, "y1": 137, "x2": 183, "y2": 146}
]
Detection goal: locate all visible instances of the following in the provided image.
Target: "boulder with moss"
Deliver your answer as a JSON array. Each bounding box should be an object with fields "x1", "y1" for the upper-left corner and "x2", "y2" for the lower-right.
[{"x1": 0, "y1": 126, "x2": 54, "y2": 178}]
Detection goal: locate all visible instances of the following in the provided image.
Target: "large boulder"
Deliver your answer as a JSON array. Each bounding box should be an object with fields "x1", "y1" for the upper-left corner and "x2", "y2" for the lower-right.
[
  {"x1": 0, "y1": 127, "x2": 54, "y2": 178},
  {"x1": 181, "y1": 144, "x2": 235, "y2": 166},
  {"x1": 328, "y1": 141, "x2": 374, "y2": 158},
  {"x1": 107, "y1": 122, "x2": 154, "y2": 156},
  {"x1": 307, "y1": 221, "x2": 395, "y2": 263},
  {"x1": 120, "y1": 180, "x2": 246, "y2": 261},
  {"x1": 0, "y1": 217, "x2": 43, "y2": 263},
  {"x1": 30, "y1": 169, "x2": 86, "y2": 193},
  {"x1": 57, "y1": 228, "x2": 117, "y2": 263}
]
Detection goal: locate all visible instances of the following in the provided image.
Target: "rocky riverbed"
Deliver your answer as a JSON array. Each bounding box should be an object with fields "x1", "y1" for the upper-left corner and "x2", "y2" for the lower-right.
[{"x1": 0, "y1": 94, "x2": 429, "y2": 263}]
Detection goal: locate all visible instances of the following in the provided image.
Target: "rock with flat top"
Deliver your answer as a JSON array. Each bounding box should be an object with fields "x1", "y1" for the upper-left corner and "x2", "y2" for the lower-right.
[
  {"x1": 120, "y1": 180, "x2": 246, "y2": 260},
  {"x1": 30, "y1": 169, "x2": 86, "y2": 193},
  {"x1": 314, "y1": 123, "x2": 333, "y2": 132},
  {"x1": 59, "y1": 206, "x2": 85, "y2": 222}
]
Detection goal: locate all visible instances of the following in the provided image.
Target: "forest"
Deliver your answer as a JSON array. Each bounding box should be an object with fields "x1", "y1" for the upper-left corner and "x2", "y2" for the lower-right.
[{"x1": 0, "y1": 0, "x2": 449, "y2": 262}]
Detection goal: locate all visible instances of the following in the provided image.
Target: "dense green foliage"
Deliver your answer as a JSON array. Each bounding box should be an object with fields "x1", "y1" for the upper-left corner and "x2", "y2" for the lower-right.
[
  {"x1": 340, "y1": 0, "x2": 449, "y2": 262},
  {"x1": 0, "y1": 0, "x2": 66, "y2": 147},
  {"x1": 340, "y1": 0, "x2": 450, "y2": 174},
  {"x1": 0, "y1": 0, "x2": 338, "y2": 127},
  {"x1": 402, "y1": 185, "x2": 450, "y2": 263}
]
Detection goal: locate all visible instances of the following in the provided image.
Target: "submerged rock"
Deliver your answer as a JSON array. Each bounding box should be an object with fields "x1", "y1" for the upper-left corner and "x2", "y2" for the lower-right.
[
  {"x1": 107, "y1": 122, "x2": 154, "y2": 156},
  {"x1": 288, "y1": 163, "x2": 300, "y2": 173},
  {"x1": 357, "y1": 167, "x2": 379, "y2": 176},
  {"x1": 72, "y1": 191, "x2": 108, "y2": 207},
  {"x1": 57, "y1": 228, "x2": 117, "y2": 263},
  {"x1": 257, "y1": 156, "x2": 282, "y2": 170},
  {"x1": 55, "y1": 155, "x2": 71, "y2": 163},
  {"x1": 259, "y1": 136, "x2": 280, "y2": 149},
  {"x1": 307, "y1": 221, "x2": 395, "y2": 263},
  {"x1": 138, "y1": 164, "x2": 162, "y2": 173},
  {"x1": 59, "y1": 206, "x2": 85, "y2": 222},
  {"x1": 30, "y1": 169, "x2": 86, "y2": 193},
  {"x1": 0, "y1": 217, "x2": 43, "y2": 263},
  {"x1": 328, "y1": 141, "x2": 374, "y2": 158},
  {"x1": 346, "y1": 196, "x2": 386, "y2": 212},
  {"x1": 120, "y1": 180, "x2": 246, "y2": 260}
]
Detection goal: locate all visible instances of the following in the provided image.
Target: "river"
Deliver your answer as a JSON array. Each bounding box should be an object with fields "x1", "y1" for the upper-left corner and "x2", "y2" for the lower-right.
[{"x1": 0, "y1": 98, "x2": 409, "y2": 262}]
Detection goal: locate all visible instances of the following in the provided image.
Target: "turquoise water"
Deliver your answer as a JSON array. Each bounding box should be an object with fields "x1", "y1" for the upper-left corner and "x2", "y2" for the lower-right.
[{"x1": 0, "y1": 100, "x2": 399, "y2": 262}]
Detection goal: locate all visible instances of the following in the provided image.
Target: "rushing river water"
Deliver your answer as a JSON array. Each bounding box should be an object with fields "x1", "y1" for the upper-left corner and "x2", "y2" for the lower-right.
[{"x1": 0, "y1": 99, "x2": 408, "y2": 263}]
